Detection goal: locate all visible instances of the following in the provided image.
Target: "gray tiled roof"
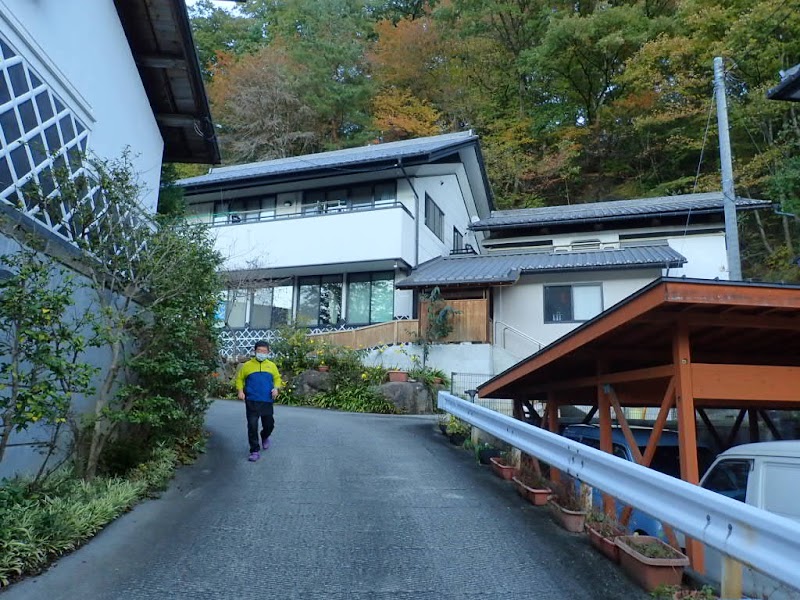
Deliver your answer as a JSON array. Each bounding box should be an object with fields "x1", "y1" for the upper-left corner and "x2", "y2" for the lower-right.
[
  {"x1": 396, "y1": 246, "x2": 686, "y2": 288},
  {"x1": 471, "y1": 193, "x2": 771, "y2": 230},
  {"x1": 177, "y1": 131, "x2": 478, "y2": 188}
]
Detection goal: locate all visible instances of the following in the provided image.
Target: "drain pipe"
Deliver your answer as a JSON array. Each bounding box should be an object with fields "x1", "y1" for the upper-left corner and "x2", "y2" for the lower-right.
[{"x1": 397, "y1": 158, "x2": 420, "y2": 268}]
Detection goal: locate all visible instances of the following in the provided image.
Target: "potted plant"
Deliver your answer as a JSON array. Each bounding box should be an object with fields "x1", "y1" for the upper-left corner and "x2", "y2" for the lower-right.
[
  {"x1": 548, "y1": 479, "x2": 587, "y2": 533},
  {"x1": 585, "y1": 511, "x2": 625, "y2": 562},
  {"x1": 512, "y1": 457, "x2": 552, "y2": 506},
  {"x1": 387, "y1": 369, "x2": 408, "y2": 382},
  {"x1": 489, "y1": 452, "x2": 517, "y2": 480},
  {"x1": 445, "y1": 415, "x2": 470, "y2": 446},
  {"x1": 670, "y1": 586, "x2": 718, "y2": 600},
  {"x1": 476, "y1": 443, "x2": 502, "y2": 465},
  {"x1": 437, "y1": 412, "x2": 448, "y2": 435},
  {"x1": 615, "y1": 536, "x2": 689, "y2": 592}
]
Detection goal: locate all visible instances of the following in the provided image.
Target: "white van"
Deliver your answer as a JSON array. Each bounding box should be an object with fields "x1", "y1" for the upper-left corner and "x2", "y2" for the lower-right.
[
  {"x1": 699, "y1": 440, "x2": 800, "y2": 521},
  {"x1": 697, "y1": 440, "x2": 800, "y2": 599}
]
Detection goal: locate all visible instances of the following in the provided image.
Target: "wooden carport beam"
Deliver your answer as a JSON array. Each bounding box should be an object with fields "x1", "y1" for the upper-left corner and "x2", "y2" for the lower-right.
[
  {"x1": 673, "y1": 321, "x2": 704, "y2": 572},
  {"x1": 643, "y1": 312, "x2": 800, "y2": 331},
  {"x1": 691, "y1": 364, "x2": 800, "y2": 402},
  {"x1": 522, "y1": 364, "x2": 674, "y2": 395}
]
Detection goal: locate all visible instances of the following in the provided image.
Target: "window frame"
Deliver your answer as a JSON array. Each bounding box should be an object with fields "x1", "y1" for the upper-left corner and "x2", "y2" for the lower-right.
[
  {"x1": 345, "y1": 271, "x2": 395, "y2": 326},
  {"x1": 297, "y1": 275, "x2": 344, "y2": 328},
  {"x1": 453, "y1": 227, "x2": 464, "y2": 252},
  {"x1": 425, "y1": 193, "x2": 444, "y2": 241},
  {"x1": 543, "y1": 283, "x2": 603, "y2": 324}
]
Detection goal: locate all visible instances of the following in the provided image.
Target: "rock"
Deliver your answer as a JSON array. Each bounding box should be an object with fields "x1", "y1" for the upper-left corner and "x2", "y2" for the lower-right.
[
  {"x1": 294, "y1": 369, "x2": 333, "y2": 398},
  {"x1": 379, "y1": 382, "x2": 434, "y2": 414}
]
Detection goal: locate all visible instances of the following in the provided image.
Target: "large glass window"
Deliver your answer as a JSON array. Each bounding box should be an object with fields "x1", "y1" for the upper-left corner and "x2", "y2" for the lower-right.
[
  {"x1": 215, "y1": 196, "x2": 276, "y2": 224},
  {"x1": 297, "y1": 275, "x2": 343, "y2": 326},
  {"x1": 425, "y1": 193, "x2": 444, "y2": 241},
  {"x1": 453, "y1": 228, "x2": 464, "y2": 252},
  {"x1": 249, "y1": 285, "x2": 295, "y2": 328},
  {"x1": 544, "y1": 284, "x2": 602, "y2": 323},
  {"x1": 346, "y1": 271, "x2": 394, "y2": 324},
  {"x1": 225, "y1": 289, "x2": 248, "y2": 328},
  {"x1": 302, "y1": 181, "x2": 396, "y2": 213}
]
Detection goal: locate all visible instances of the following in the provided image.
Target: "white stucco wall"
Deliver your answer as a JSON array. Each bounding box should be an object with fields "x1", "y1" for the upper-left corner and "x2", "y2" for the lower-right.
[
  {"x1": 364, "y1": 343, "x2": 494, "y2": 378},
  {"x1": 493, "y1": 269, "x2": 661, "y2": 350},
  {"x1": 1, "y1": 0, "x2": 164, "y2": 211}
]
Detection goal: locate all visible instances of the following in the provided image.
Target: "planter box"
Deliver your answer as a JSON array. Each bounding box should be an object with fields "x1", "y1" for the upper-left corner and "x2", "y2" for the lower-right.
[
  {"x1": 489, "y1": 456, "x2": 517, "y2": 480},
  {"x1": 549, "y1": 500, "x2": 587, "y2": 533},
  {"x1": 387, "y1": 370, "x2": 408, "y2": 382},
  {"x1": 478, "y1": 448, "x2": 502, "y2": 465},
  {"x1": 587, "y1": 525, "x2": 621, "y2": 563},
  {"x1": 512, "y1": 476, "x2": 552, "y2": 506},
  {"x1": 616, "y1": 535, "x2": 689, "y2": 592}
]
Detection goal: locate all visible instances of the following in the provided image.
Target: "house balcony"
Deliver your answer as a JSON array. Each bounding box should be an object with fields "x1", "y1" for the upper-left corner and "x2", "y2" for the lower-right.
[{"x1": 190, "y1": 201, "x2": 416, "y2": 273}]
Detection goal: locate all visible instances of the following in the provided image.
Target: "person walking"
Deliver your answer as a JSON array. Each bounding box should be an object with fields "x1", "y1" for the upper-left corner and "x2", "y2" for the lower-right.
[{"x1": 235, "y1": 340, "x2": 283, "y2": 462}]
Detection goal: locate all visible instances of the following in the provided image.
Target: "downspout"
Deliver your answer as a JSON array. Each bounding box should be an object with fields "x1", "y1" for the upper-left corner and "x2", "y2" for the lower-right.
[{"x1": 397, "y1": 158, "x2": 420, "y2": 268}]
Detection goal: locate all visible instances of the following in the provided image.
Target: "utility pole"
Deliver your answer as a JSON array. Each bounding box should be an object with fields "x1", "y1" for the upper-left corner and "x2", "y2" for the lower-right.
[{"x1": 714, "y1": 56, "x2": 742, "y2": 280}]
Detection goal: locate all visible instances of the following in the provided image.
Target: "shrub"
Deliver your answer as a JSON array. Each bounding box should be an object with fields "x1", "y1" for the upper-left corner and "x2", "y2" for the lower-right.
[{"x1": 0, "y1": 445, "x2": 178, "y2": 586}]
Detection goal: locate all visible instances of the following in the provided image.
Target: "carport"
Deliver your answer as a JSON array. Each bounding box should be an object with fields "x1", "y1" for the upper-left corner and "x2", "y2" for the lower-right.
[{"x1": 478, "y1": 277, "x2": 800, "y2": 571}]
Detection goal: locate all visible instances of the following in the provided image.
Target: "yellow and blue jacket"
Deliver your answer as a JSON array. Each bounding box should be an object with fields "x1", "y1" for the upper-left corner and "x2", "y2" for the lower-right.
[{"x1": 235, "y1": 358, "x2": 283, "y2": 403}]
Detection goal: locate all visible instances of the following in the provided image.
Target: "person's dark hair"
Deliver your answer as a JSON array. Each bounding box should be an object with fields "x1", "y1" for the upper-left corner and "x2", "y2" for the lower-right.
[{"x1": 254, "y1": 340, "x2": 270, "y2": 351}]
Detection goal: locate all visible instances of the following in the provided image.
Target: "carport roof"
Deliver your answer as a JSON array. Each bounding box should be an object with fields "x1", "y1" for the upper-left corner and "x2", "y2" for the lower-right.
[
  {"x1": 479, "y1": 277, "x2": 800, "y2": 409},
  {"x1": 396, "y1": 246, "x2": 686, "y2": 289},
  {"x1": 767, "y1": 64, "x2": 800, "y2": 102}
]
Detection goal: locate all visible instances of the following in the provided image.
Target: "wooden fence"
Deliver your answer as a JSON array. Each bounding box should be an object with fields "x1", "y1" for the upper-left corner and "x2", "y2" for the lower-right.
[{"x1": 419, "y1": 298, "x2": 491, "y2": 344}]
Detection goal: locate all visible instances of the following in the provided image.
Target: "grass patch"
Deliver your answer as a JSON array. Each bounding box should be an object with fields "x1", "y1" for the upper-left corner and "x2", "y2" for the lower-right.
[{"x1": 0, "y1": 444, "x2": 179, "y2": 587}]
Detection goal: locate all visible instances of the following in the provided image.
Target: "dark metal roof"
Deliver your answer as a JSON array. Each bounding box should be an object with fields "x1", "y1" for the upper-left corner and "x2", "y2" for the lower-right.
[
  {"x1": 471, "y1": 193, "x2": 771, "y2": 231},
  {"x1": 176, "y1": 131, "x2": 479, "y2": 190},
  {"x1": 114, "y1": 0, "x2": 220, "y2": 164},
  {"x1": 767, "y1": 64, "x2": 800, "y2": 102},
  {"x1": 396, "y1": 246, "x2": 686, "y2": 289}
]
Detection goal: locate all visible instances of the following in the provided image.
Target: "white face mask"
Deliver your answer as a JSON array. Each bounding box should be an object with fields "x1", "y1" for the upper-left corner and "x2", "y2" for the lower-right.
[{"x1": 255, "y1": 352, "x2": 269, "y2": 362}]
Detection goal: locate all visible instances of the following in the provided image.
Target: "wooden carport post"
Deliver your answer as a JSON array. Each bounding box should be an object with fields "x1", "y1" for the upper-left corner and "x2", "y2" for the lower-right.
[
  {"x1": 672, "y1": 321, "x2": 704, "y2": 572},
  {"x1": 597, "y1": 371, "x2": 616, "y2": 517}
]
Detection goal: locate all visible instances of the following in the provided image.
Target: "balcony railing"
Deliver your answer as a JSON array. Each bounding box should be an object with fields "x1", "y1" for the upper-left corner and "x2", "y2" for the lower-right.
[{"x1": 187, "y1": 198, "x2": 406, "y2": 228}]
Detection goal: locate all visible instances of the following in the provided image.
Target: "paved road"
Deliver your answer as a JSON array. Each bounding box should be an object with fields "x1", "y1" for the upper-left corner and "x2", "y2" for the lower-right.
[{"x1": 3, "y1": 401, "x2": 648, "y2": 600}]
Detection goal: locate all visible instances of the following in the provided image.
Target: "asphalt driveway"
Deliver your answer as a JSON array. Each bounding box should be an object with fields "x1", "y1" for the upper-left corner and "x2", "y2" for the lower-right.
[{"x1": 1, "y1": 401, "x2": 649, "y2": 600}]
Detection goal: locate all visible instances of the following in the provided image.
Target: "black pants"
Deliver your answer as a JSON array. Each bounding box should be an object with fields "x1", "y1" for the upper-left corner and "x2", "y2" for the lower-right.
[{"x1": 245, "y1": 400, "x2": 274, "y2": 453}]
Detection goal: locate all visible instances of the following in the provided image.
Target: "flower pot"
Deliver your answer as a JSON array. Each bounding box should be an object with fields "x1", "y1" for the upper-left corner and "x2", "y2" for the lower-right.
[
  {"x1": 587, "y1": 525, "x2": 621, "y2": 563},
  {"x1": 478, "y1": 447, "x2": 502, "y2": 465},
  {"x1": 615, "y1": 535, "x2": 689, "y2": 592},
  {"x1": 432, "y1": 377, "x2": 443, "y2": 385},
  {"x1": 512, "y1": 476, "x2": 552, "y2": 506},
  {"x1": 548, "y1": 500, "x2": 587, "y2": 533},
  {"x1": 317, "y1": 365, "x2": 329, "y2": 372},
  {"x1": 489, "y1": 456, "x2": 517, "y2": 480},
  {"x1": 448, "y1": 433, "x2": 466, "y2": 446},
  {"x1": 438, "y1": 423, "x2": 448, "y2": 435},
  {"x1": 387, "y1": 370, "x2": 408, "y2": 382}
]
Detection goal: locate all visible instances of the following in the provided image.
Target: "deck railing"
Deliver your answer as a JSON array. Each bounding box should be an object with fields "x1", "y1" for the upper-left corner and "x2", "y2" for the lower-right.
[{"x1": 308, "y1": 319, "x2": 419, "y2": 348}]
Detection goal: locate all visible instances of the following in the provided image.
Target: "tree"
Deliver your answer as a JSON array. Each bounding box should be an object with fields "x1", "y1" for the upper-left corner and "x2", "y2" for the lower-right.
[
  {"x1": 371, "y1": 87, "x2": 442, "y2": 141},
  {"x1": 208, "y1": 46, "x2": 318, "y2": 161}
]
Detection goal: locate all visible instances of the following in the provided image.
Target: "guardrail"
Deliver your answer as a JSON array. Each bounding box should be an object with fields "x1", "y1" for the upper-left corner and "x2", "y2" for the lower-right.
[{"x1": 438, "y1": 391, "x2": 800, "y2": 593}]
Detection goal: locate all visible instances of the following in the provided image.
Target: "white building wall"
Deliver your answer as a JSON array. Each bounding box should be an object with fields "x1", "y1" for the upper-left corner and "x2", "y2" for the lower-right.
[
  {"x1": 2, "y1": 0, "x2": 164, "y2": 211},
  {"x1": 413, "y1": 169, "x2": 473, "y2": 264},
  {"x1": 666, "y1": 233, "x2": 729, "y2": 279},
  {"x1": 494, "y1": 269, "x2": 661, "y2": 350}
]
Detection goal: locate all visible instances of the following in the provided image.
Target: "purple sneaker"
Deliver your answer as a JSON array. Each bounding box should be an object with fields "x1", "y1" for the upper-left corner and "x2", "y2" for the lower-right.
[
  {"x1": 248, "y1": 451, "x2": 260, "y2": 462},
  {"x1": 261, "y1": 437, "x2": 271, "y2": 451}
]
